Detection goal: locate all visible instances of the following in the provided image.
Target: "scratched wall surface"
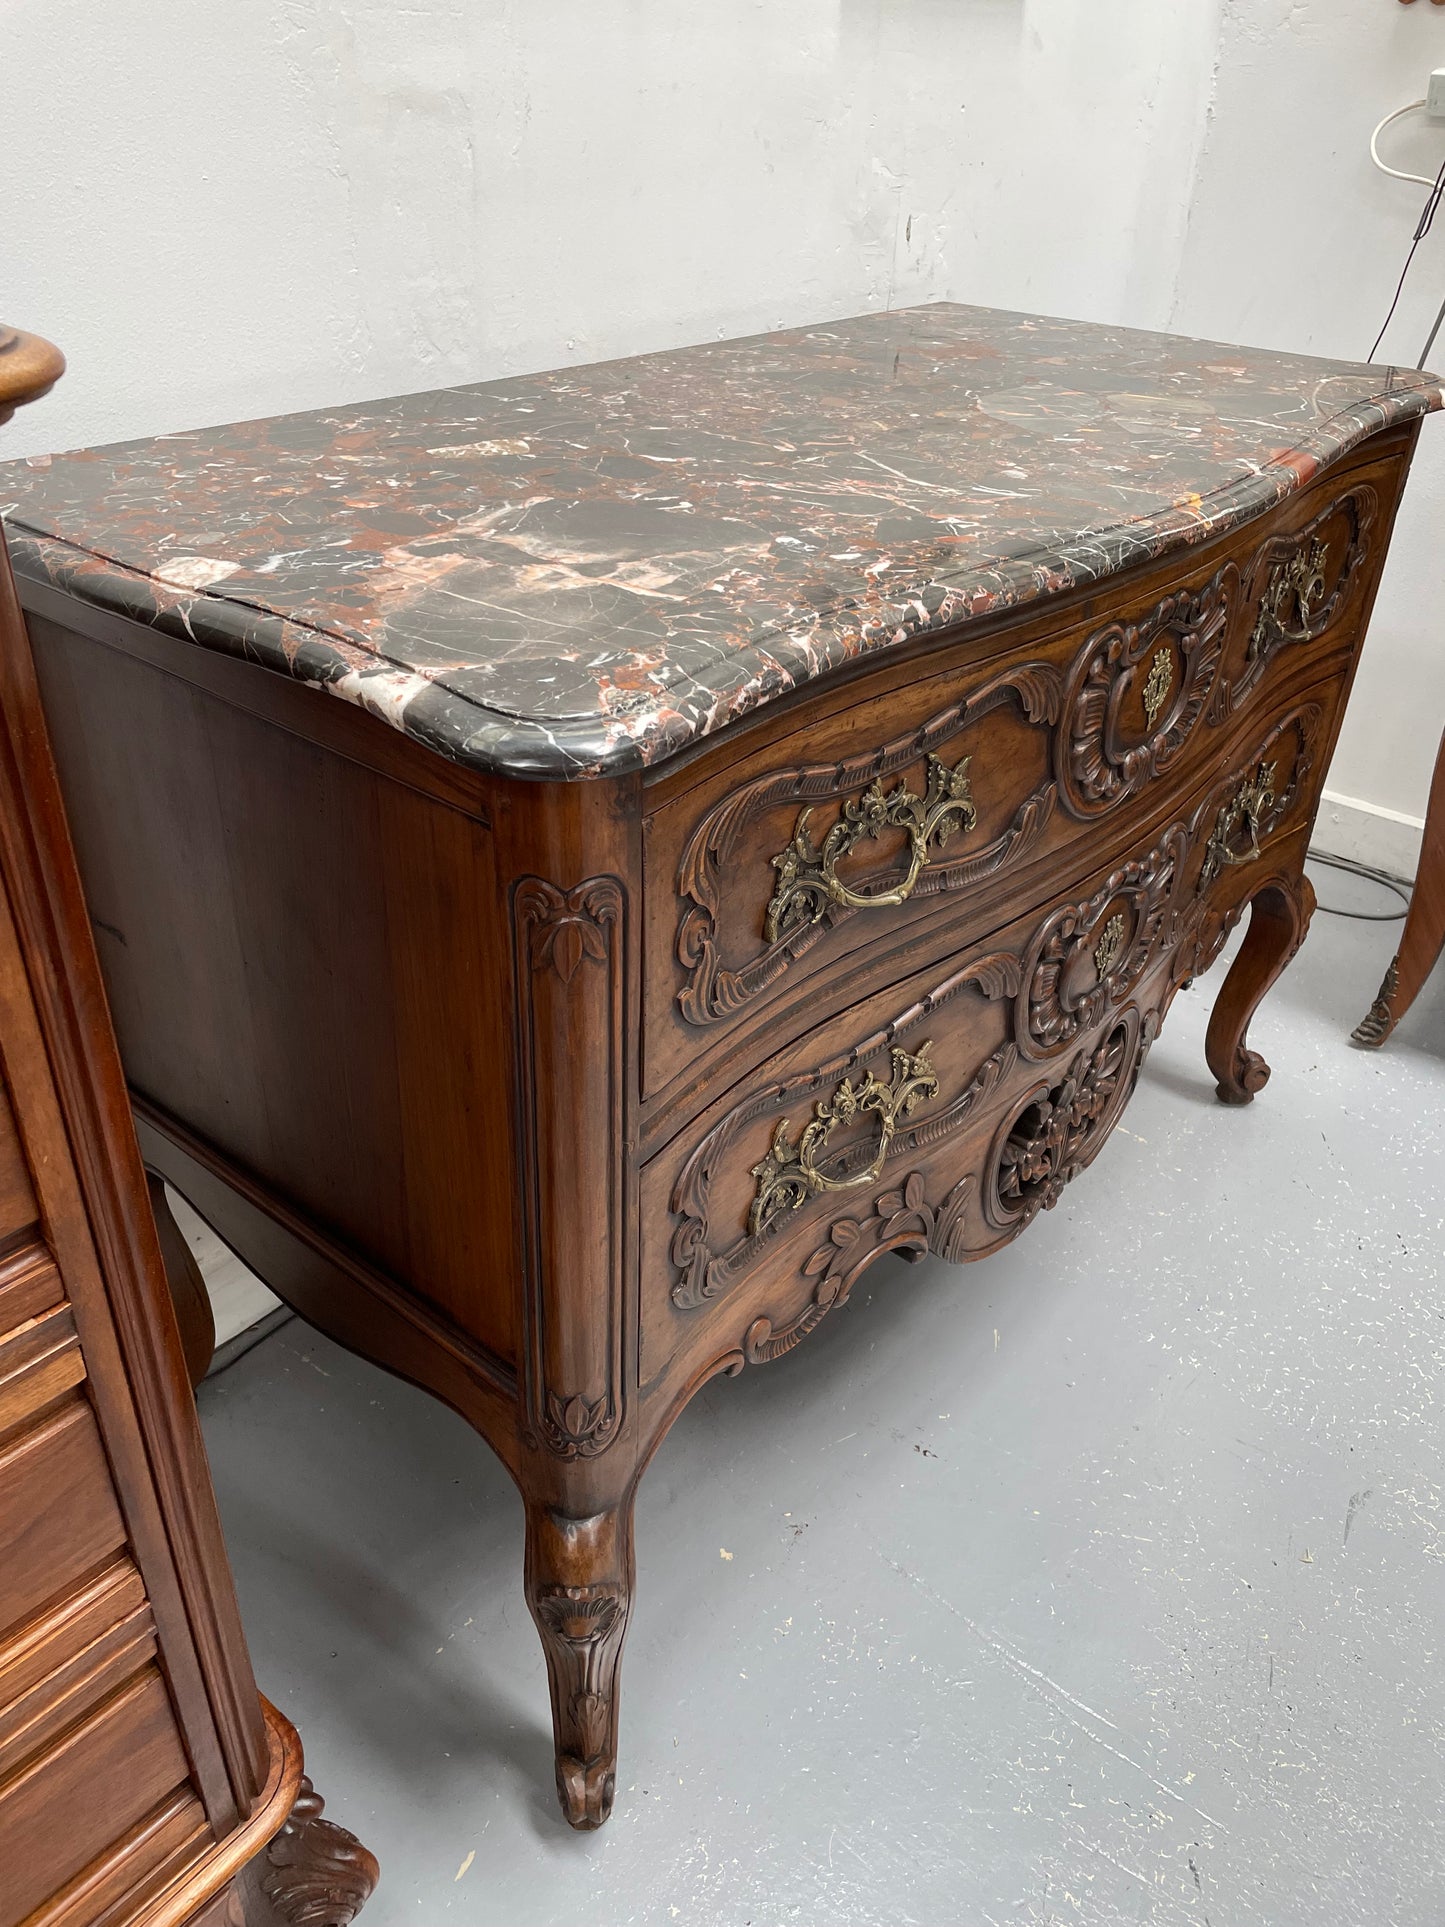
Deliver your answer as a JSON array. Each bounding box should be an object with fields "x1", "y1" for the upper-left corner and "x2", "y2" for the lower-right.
[{"x1": 198, "y1": 876, "x2": 1445, "y2": 1926}]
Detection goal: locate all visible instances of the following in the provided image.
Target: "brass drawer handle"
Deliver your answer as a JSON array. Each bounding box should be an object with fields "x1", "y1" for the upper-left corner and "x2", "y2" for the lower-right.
[
  {"x1": 1250, "y1": 539, "x2": 1327, "y2": 660},
  {"x1": 764, "y1": 755, "x2": 977, "y2": 943},
  {"x1": 1203, "y1": 761, "x2": 1277, "y2": 880},
  {"x1": 749, "y1": 1044, "x2": 939, "y2": 1233}
]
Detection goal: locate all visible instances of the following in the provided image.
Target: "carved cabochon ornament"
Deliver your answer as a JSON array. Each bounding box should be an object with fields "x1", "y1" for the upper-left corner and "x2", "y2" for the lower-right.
[{"x1": 1058, "y1": 565, "x2": 1234, "y2": 818}]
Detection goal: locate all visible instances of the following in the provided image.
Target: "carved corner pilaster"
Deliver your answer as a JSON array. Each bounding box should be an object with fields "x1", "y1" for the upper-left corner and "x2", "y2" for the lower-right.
[{"x1": 511, "y1": 876, "x2": 628, "y2": 1460}]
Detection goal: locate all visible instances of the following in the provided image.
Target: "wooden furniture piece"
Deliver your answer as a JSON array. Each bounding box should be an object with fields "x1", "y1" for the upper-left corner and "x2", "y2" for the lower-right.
[
  {"x1": 1, "y1": 305, "x2": 1437, "y2": 1830},
  {"x1": 1353, "y1": 713, "x2": 1445, "y2": 1044},
  {"x1": 0, "y1": 328, "x2": 377, "y2": 1925}
]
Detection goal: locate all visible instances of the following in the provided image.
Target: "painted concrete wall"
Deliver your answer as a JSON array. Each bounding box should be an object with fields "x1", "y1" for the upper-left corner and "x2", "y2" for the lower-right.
[
  {"x1": 6, "y1": 0, "x2": 1442, "y2": 865},
  {"x1": 1170, "y1": 0, "x2": 1445, "y2": 873}
]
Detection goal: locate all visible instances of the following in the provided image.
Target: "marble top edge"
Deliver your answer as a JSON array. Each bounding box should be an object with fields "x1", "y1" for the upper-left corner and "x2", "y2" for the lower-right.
[{"x1": 2, "y1": 303, "x2": 1439, "y2": 781}]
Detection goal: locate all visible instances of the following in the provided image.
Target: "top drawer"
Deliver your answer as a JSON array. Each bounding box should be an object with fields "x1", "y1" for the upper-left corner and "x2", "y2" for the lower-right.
[{"x1": 642, "y1": 459, "x2": 1390, "y2": 1107}]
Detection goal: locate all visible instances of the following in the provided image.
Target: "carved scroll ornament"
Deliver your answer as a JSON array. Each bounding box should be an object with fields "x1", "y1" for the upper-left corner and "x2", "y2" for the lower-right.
[
  {"x1": 674, "y1": 662, "x2": 1063, "y2": 1027},
  {"x1": 764, "y1": 754, "x2": 977, "y2": 941},
  {"x1": 986, "y1": 1009, "x2": 1152, "y2": 1232},
  {"x1": 1210, "y1": 486, "x2": 1375, "y2": 720},
  {"x1": 748, "y1": 1044, "x2": 941, "y2": 1233},
  {"x1": 1059, "y1": 567, "x2": 1233, "y2": 817},
  {"x1": 1007, "y1": 826, "x2": 1188, "y2": 1058}
]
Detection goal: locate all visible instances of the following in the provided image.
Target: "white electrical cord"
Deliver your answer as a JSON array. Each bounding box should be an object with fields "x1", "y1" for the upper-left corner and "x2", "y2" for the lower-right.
[{"x1": 1371, "y1": 100, "x2": 1437, "y2": 187}]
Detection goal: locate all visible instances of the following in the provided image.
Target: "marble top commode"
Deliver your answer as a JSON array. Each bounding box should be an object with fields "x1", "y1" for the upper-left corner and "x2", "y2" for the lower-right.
[{"x1": 2, "y1": 304, "x2": 1438, "y2": 778}]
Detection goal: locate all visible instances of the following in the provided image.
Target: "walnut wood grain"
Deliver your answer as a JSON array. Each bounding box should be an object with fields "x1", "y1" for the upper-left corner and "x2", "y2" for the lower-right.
[
  {"x1": 0, "y1": 325, "x2": 64, "y2": 427},
  {"x1": 14, "y1": 381, "x2": 1426, "y2": 1832},
  {"x1": 0, "y1": 333, "x2": 375, "y2": 1923}
]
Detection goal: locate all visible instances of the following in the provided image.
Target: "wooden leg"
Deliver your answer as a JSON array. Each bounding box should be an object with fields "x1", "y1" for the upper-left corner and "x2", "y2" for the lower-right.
[
  {"x1": 524, "y1": 1489, "x2": 635, "y2": 1830},
  {"x1": 1206, "y1": 873, "x2": 1316, "y2": 1104},
  {"x1": 1354, "y1": 717, "x2": 1445, "y2": 1046},
  {"x1": 147, "y1": 1170, "x2": 216, "y2": 1386},
  {"x1": 235, "y1": 1772, "x2": 380, "y2": 1925}
]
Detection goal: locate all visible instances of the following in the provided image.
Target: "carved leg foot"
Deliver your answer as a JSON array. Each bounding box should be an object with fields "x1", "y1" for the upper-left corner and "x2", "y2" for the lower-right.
[
  {"x1": 1354, "y1": 705, "x2": 1445, "y2": 1046},
  {"x1": 525, "y1": 1492, "x2": 635, "y2": 1830},
  {"x1": 146, "y1": 1171, "x2": 216, "y2": 1387},
  {"x1": 241, "y1": 1773, "x2": 379, "y2": 1925},
  {"x1": 1205, "y1": 874, "x2": 1316, "y2": 1104}
]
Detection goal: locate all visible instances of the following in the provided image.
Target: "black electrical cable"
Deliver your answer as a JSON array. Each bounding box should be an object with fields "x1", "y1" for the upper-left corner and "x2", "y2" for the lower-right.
[
  {"x1": 1304, "y1": 845, "x2": 1412, "y2": 921},
  {"x1": 1370, "y1": 150, "x2": 1445, "y2": 361},
  {"x1": 1420, "y1": 285, "x2": 1445, "y2": 367}
]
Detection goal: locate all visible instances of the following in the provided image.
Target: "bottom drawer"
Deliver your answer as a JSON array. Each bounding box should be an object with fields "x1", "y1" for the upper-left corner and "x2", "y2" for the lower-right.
[
  {"x1": 642, "y1": 701, "x2": 1322, "y2": 1390},
  {"x1": 0, "y1": 1668, "x2": 192, "y2": 1927}
]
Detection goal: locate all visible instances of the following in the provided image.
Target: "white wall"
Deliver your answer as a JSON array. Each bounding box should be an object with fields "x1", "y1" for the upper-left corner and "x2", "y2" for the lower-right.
[
  {"x1": 2, "y1": 0, "x2": 1219, "y2": 454},
  {"x1": 4, "y1": 0, "x2": 1442, "y2": 869},
  {"x1": 1169, "y1": 0, "x2": 1445, "y2": 875}
]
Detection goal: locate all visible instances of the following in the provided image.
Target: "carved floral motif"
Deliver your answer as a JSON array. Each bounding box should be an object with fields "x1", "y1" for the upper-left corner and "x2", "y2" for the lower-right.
[
  {"x1": 987, "y1": 1013, "x2": 1149, "y2": 1230},
  {"x1": 1006, "y1": 828, "x2": 1187, "y2": 1058},
  {"x1": 532, "y1": 1583, "x2": 628, "y2": 1830},
  {"x1": 736, "y1": 1170, "x2": 974, "y2": 1367},
  {"x1": 259, "y1": 1777, "x2": 379, "y2": 1926}
]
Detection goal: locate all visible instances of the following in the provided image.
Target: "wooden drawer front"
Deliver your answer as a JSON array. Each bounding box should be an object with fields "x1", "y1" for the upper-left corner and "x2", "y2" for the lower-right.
[
  {"x1": 0, "y1": 1563, "x2": 154, "y2": 1783},
  {"x1": 0, "y1": 1287, "x2": 83, "y2": 1446},
  {"x1": 642, "y1": 703, "x2": 1323, "y2": 1387},
  {"x1": 0, "y1": 1668, "x2": 192, "y2": 1927},
  {"x1": 0, "y1": 1404, "x2": 127, "y2": 1637},
  {"x1": 645, "y1": 464, "x2": 1384, "y2": 1105}
]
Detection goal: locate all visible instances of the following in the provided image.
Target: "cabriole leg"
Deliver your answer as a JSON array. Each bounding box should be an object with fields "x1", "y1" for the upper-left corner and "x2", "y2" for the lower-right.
[
  {"x1": 1353, "y1": 717, "x2": 1445, "y2": 1046},
  {"x1": 1206, "y1": 873, "x2": 1317, "y2": 1104},
  {"x1": 524, "y1": 1488, "x2": 636, "y2": 1830}
]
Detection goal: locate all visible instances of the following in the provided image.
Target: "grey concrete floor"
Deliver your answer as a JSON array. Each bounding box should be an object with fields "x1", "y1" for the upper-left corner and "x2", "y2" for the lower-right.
[{"x1": 197, "y1": 861, "x2": 1445, "y2": 1927}]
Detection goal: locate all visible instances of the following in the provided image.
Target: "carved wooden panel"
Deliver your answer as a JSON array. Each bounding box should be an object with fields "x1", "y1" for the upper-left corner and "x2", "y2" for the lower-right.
[
  {"x1": 647, "y1": 685, "x2": 1338, "y2": 1389},
  {"x1": 672, "y1": 661, "x2": 1063, "y2": 1028},
  {"x1": 648, "y1": 470, "x2": 1381, "y2": 1127},
  {"x1": 1211, "y1": 485, "x2": 1375, "y2": 722},
  {"x1": 1057, "y1": 566, "x2": 1234, "y2": 817}
]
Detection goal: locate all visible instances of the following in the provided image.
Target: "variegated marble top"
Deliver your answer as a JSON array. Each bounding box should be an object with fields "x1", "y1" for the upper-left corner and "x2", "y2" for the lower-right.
[{"x1": 2, "y1": 304, "x2": 1437, "y2": 778}]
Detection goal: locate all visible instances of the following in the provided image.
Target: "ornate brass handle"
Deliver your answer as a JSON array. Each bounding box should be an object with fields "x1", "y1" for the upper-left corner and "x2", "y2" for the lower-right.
[
  {"x1": 748, "y1": 1045, "x2": 939, "y2": 1234},
  {"x1": 1250, "y1": 538, "x2": 1328, "y2": 660},
  {"x1": 764, "y1": 755, "x2": 977, "y2": 943},
  {"x1": 1202, "y1": 760, "x2": 1277, "y2": 882}
]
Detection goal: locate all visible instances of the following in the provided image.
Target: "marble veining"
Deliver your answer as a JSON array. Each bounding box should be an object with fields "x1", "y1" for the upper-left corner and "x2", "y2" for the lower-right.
[{"x1": 1, "y1": 304, "x2": 1438, "y2": 780}]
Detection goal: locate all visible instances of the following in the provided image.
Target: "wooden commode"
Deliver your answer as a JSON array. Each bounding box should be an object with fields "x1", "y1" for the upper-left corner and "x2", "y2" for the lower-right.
[{"x1": 1, "y1": 305, "x2": 1437, "y2": 1827}]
